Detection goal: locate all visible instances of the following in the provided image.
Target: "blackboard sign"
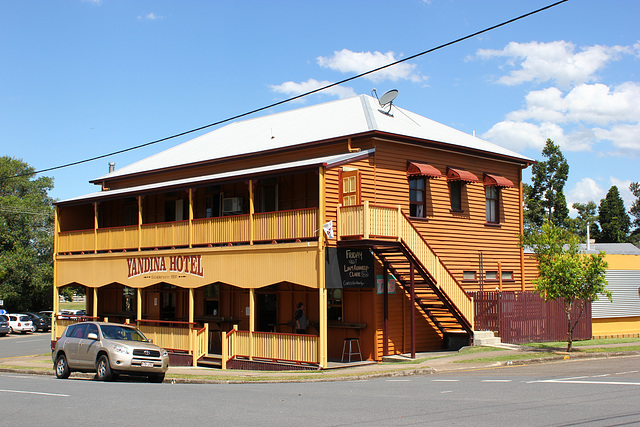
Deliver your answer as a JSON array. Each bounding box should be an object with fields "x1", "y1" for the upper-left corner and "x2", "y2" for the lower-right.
[{"x1": 325, "y1": 247, "x2": 375, "y2": 289}]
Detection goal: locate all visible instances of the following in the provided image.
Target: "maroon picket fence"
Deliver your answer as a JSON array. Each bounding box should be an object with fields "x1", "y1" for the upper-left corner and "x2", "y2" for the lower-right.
[{"x1": 472, "y1": 291, "x2": 592, "y2": 344}]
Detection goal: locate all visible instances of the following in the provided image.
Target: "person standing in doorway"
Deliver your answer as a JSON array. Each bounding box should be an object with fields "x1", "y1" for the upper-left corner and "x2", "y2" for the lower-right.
[{"x1": 294, "y1": 302, "x2": 307, "y2": 334}]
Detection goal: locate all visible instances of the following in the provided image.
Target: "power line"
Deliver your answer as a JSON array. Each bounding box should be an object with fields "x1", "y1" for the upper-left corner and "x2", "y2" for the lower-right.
[
  {"x1": 0, "y1": 206, "x2": 53, "y2": 217},
  {"x1": 16, "y1": 0, "x2": 568, "y2": 179}
]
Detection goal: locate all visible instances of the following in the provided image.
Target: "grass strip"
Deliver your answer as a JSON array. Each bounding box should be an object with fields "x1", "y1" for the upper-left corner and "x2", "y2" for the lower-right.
[
  {"x1": 453, "y1": 352, "x2": 557, "y2": 364},
  {"x1": 524, "y1": 337, "x2": 640, "y2": 349}
]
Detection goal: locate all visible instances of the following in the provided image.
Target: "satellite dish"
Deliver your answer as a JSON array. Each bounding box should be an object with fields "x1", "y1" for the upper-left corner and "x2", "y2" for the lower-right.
[{"x1": 378, "y1": 89, "x2": 398, "y2": 107}]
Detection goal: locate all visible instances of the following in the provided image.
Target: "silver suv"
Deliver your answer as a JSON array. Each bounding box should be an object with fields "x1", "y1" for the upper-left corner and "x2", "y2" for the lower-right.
[{"x1": 52, "y1": 322, "x2": 169, "y2": 382}]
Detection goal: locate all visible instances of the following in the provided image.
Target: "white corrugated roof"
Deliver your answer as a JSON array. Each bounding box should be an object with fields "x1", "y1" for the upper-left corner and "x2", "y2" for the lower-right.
[
  {"x1": 579, "y1": 243, "x2": 640, "y2": 255},
  {"x1": 94, "y1": 94, "x2": 532, "y2": 181},
  {"x1": 58, "y1": 149, "x2": 374, "y2": 205}
]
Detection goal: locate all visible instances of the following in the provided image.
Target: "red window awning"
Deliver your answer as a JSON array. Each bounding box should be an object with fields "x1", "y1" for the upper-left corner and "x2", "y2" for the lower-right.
[
  {"x1": 483, "y1": 173, "x2": 515, "y2": 188},
  {"x1": 407, "y1": 161, "x2": 442, "y2": 178},
  {"x1": 446, "y1": 167, "x2": 479, "y2": 183}
]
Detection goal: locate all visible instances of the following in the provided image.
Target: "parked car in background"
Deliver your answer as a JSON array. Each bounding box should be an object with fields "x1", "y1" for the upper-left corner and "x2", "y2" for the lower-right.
[
  {"x1": 7, "y1": 314, "x2": 33, "y2": 334},
  {"x1": 24, "y1": 312, "x2": 51, "y2": 332},
  {"x1": 58, "y1": 309, "x2": 87, "y2": 319},
  {"x1": 0, "y1": 315, "x2": 10, "y2": 336},
  {"x1": 52, "y1": 322, "x2": 169, "y2": 382}
]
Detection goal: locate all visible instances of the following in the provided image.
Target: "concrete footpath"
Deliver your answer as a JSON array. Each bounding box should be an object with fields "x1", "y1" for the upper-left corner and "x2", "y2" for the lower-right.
[{"x1": 2, "y1": 341, "x2": 639, "y2": 384}]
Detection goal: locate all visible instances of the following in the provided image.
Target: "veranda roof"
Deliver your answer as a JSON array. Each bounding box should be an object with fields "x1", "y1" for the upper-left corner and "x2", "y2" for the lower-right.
[{"x1": 58, "y1": 149, "x2": 374, "y2": 206}]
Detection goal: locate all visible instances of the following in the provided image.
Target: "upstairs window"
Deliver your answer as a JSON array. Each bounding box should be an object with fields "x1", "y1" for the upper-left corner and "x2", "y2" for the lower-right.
[
  {"x1": 483, "y1": 173, "x2": 515, "y2": 225},
  {"x1": 446, "y1": 167, "x2": 479, "y2": 213},
  {"x1": 406, "y1": 161, "x2": 441, "y2": 219},
  {"x1": 485, "y1": 185, "x2": 499, "y2": 223},
  {"x1": 409, "y1": 177, "x2": 426, "y2": 218},
  {"x1": 449, "y1": 181, "x2": 462, "y2": 212}
]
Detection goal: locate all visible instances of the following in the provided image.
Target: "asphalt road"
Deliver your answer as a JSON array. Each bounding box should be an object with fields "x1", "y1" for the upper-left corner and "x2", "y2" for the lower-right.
[
  {"x1": 1, "y1": 352, "x2": 638, "y2": 426},
  {"x1": 0, "y1": 331, "x2": 51, "y2": 358}
]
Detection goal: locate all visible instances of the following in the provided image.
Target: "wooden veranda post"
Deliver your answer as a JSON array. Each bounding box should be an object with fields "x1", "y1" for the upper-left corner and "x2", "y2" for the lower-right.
[
  {"x1": 93, "y1": 288, "x2": 98, "y2": 318},
  {"x1": 249, "y1": 288, "x2": 255, "y2": 361},
  {"x1": 136, "y1": 288, "x2": 142, "y2": 323},
  {"x1": 189, "y1": 288, "x2": 194, "y2": 355},
  {"x1": 318, "y1": 166, "x2": 328, "y2": 369},
  {"x1": 93, "y1": 202, "x2": 98, "y2": 253},
  {"x1": 383, "y1": 265, "x2": 389, "y2": 356},
  {"x1": 137, "y1": 196, "x2": 143, "y2": 251},
  {"x1": 188, "y1": 188, "x2": 194, "y2": 248},
  {"x1": 410, "y1": 263, "x2": 415, "y2": 359},
  {"x1": 249, "y1": 180, "x2": 254, "y2": 245}
]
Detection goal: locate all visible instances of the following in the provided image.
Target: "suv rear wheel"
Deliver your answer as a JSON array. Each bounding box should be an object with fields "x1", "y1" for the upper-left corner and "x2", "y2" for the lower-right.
[{"x1": 55, "y1": 354, "x2": 70, "y2": 379}]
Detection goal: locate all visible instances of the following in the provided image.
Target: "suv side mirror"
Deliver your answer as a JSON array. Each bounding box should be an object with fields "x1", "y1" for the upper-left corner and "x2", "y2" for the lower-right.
[{"x1": 87, "y1": 333, "x2": 98, "y2": 340}]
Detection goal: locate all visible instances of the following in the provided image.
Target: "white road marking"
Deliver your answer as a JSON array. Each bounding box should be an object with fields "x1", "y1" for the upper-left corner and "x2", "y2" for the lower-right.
[
  {"x1": 615, "y1": 371, "x2": 638, "y2": 375},
  {"x1": 0, "y1": 388, "x2": 69, "y2": 397},
  {"x1": 527, "y1": 376, "x2": 589, "y2": 383},
  {"x1": 440, "y1": 390, "x2": 453, "y2": 393},
  {"x1": 533, "y1": 379, "x2": 640, "y2": 386}
]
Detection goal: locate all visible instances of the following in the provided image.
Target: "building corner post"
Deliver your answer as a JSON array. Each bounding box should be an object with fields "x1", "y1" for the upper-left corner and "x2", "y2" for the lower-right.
[{"x1": 52, "y1": 206, "x2": 59, "y2": 342}]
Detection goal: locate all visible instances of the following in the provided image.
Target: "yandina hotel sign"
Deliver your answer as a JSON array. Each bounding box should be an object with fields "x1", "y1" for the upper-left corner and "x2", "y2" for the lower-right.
[
  {"x1": 127, "y1": 255, "x2": 205, "y2": 280},
  {"x1": 56, "y1": 247, "x2": 320, "y2": 289}
]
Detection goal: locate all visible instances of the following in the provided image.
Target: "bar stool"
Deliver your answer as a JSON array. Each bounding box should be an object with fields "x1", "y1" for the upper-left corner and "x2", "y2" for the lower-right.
[{"x1": 341, "y1": 338, "x2": 362, "y2": 362}]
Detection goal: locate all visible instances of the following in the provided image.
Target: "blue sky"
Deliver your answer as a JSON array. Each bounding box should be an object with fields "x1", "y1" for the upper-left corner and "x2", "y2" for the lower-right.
[{"x1": 1, "y1": 0, "x2": 639, "y2": 214}]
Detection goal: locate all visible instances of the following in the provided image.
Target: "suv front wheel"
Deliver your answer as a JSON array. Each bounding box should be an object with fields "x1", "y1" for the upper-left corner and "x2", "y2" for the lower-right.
[{"x1": 96, "y1": 355, "x2": 114, "y2": 381}]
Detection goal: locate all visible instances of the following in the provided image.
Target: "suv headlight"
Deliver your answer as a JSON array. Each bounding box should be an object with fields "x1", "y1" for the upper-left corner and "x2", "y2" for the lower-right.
[
  {"x1": 161, "y1": 349, "x2": 169, "y2": 357},
  {"x1": 113, "y1": 344, "x2": 130, "y2": 355}
]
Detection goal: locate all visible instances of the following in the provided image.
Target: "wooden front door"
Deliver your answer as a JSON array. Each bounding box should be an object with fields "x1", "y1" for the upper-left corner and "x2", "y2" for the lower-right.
[{"x1": 341, "y1": 170, "x2": 360, "y2": 206}]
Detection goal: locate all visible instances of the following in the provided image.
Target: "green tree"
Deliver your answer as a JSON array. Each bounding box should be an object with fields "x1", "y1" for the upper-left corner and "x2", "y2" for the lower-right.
[
  {"x1": 523, "y1": 139, "x2": 570, "y2": 233},
  {"x1": 521, "y1": 221, "x2": 611, "y2": 351},
  {"x1": 629, "y1": 182, "x2": 640, "y2": 245},
  {"x1": 598, "y1": 185, "x2": 631, "y2": 243},
  {"x1": 566, "y1": 201, "x2": 599, "y2": 241},
  {"x1": 0, "y1": 156, "x2": 54, "y2": 311}
]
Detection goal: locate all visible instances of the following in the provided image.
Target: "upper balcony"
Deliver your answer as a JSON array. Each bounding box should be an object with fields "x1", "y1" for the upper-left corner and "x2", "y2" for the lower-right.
[
  {"x1": 56, "y1": 168, "x2": 322, "y2": 255},
  {"x1": 56, "y1": 207, "x2": 319, "y2": 254}
]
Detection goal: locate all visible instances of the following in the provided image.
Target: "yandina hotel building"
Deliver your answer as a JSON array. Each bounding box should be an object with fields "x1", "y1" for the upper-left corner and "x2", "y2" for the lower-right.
[{"x1": 52, "y1": 94, "x2": 534, "y2": 369}]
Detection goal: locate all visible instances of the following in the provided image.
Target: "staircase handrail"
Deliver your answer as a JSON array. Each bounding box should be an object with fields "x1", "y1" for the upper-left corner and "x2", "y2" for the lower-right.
[{"x1": 339, "y1": 203, "x2": 474, "y2": 329}]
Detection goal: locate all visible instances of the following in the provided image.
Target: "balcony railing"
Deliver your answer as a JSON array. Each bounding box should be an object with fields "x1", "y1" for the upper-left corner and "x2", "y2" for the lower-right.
[
  {"x1": 222, "y1": 327, "x2": 318, "y2": 369},
  {"x1": 58, "y1": 208, "x2": 318, "y2": 254}
]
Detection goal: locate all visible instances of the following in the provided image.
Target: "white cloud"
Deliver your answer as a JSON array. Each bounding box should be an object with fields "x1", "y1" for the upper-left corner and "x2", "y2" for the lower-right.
[
  {"x1": 316, "y1": 49, "x2": 427, "y2": 83},
  {"x1": 476, "y1": 41, "x2": 629, "y2": 87},
  {"x1": 566, "y1": 176, "x2": 635, "y2": 214},
  {"x1": 269, "y1": 79, "x2": 357, "y2": 101},
  {"x1": 138, "y1": 12, "x2": 162, "y2": 20},
  {"x1": 507, "y1": 83, "x2": 640, "y2": 125},
  {"x1": 567, "y1": 177, "x2": 605, "y2": 208},
  {"x1": 593, "y1": 122, "x2": 640, "y2": 157},
  {"x1": 481, "y1": 120, "x2": 564, "y2": 152},
  {"x1": 487, "y1": 81, "x2": 640, "y2": 155},
  {"x1": 82, "y1": 0, "x2": 101, "y2": 4}
]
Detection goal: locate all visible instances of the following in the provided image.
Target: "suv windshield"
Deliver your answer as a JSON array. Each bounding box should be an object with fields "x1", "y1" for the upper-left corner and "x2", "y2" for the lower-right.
[{"x1": 100, "y1": 325, "x2": 148, "y2": 342}]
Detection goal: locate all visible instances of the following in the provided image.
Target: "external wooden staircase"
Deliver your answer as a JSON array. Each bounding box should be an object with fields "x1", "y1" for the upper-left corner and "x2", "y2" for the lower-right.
[
  {"x1": 371, "y1": 241, "x2": 472, "y2": 347},
  {"x1": 338, "y1": 202, "x2": 475, "y2": 348}
]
